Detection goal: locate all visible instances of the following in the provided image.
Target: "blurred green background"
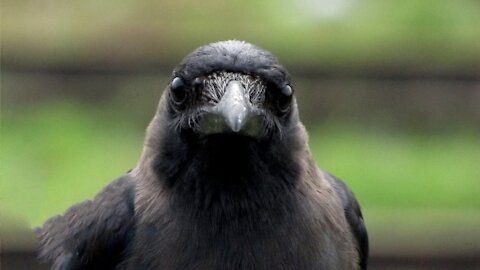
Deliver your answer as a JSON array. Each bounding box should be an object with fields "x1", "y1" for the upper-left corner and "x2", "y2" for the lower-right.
[{"x1": 2, "y1": 0, "x2": 480, "y2": 268}]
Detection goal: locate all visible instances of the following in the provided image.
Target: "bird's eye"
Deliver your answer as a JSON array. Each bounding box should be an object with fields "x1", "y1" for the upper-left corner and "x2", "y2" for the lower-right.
[
  {"x1": 170, "y1": 77, "x2": 187, "y2": 104},
  {"x1": 277, "y1": 85, "x2": 293, "y2": 113}
]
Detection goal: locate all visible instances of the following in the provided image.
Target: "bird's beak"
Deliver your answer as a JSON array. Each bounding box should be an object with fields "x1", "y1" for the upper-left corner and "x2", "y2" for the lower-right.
[{"x1": 199, "y1": 81, "x2": 263, "y2": 136}]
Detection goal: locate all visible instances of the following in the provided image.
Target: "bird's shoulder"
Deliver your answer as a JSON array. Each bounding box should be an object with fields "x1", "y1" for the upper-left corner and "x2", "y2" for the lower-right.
[
  {"x1": 35, "y1": 174, "x2": 136, "y2": 269},
  {"x1": 324, "y1": 172, "x2": 369, "y2": 270}
]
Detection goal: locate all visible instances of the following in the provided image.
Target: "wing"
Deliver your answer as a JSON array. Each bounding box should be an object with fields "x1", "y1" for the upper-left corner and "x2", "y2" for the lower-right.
[
  {"x1": 325, "y1": 173, "x2": 369, "y2": 270},
  {"x1": 34, "y1": 175, "x2": 136, "y2": 270}
]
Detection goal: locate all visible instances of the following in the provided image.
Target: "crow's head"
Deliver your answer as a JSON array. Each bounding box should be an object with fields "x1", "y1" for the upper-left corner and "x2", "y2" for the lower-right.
[
  {"x1": 165, "y1": 40, "x2": 297, "y2": 141},
  {"x1": 139, "y1": 41, "x2": 307, "y2": 191}
]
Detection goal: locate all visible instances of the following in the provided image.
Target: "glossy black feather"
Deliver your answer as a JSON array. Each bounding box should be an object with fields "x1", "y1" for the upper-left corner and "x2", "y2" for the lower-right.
[
  {"x1": 173, "y1": 40, "x2": 290, "y2": 90},
  {"x1": 35, "y1": 176, "x2": 135, "y2": 270},
  {"x1": 326, "y1": 173, "x2": 369, "y2": 269}
]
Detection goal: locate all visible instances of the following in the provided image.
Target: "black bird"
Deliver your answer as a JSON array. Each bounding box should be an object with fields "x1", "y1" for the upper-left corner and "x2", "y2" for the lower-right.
[{"x1": 35, "y1": 40, "x2": 368, "y2": 270}]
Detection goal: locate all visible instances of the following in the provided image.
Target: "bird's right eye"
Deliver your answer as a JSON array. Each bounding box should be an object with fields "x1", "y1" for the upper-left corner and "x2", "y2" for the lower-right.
[
  {"x1": 276, "y1": 84, "x2": 293, "y2": 114},
  {"x1": 170, "y1": 77, "x2": 187, "y2": 104}
]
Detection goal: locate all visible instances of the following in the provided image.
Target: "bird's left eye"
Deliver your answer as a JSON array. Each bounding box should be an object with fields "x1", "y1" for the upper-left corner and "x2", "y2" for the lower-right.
[{"x1": 277, "y1": 85, "x2": 293, "y2": 113}]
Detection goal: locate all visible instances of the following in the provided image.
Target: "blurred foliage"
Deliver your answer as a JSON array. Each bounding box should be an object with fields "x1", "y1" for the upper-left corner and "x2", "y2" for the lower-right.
[
  {"x1": 2, "y1": 0, "x2": 480, "y2": 72},
  {"x1": 2, "y1": 102, "x2": 479, "y2": 227}
]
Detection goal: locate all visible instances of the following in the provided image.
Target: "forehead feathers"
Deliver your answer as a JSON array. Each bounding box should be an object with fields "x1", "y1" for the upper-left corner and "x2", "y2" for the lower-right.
[
  {"x1": 202, "y1": 71, "x2": 266, "y2": 106},
  {"x1": 173, "y1": 40, "x2": 290, "y2": 88}
]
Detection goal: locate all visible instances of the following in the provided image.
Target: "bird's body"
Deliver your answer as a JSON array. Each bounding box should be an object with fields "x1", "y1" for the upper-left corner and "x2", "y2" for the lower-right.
[{"x1": 36, "y1": 41, "x2": 368, "y2": 270}]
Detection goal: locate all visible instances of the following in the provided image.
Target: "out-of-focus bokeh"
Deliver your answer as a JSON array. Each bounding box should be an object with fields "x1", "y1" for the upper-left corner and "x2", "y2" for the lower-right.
[{"x1": 2, "y1": 0, "x2": 480, "y2": 269}]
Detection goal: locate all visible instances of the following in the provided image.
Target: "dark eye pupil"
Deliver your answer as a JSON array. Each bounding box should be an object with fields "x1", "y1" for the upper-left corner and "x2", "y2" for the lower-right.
[
  {"x1": 277, "y1": 85, "x2": 293, "y2": 113},
  {"x1": 171, "y1": 77, "x2": 187, "y2": 103}
]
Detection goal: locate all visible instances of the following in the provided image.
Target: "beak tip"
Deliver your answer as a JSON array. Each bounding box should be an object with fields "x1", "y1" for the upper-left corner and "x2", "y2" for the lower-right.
[{"x1": 229, "y1": 118, "x2": 243, "y2": 133}]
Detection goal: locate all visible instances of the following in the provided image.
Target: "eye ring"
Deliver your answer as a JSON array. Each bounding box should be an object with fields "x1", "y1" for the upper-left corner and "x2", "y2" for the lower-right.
[{"x1": 170, "y1": 77, "x2": 187, "y2": 104}]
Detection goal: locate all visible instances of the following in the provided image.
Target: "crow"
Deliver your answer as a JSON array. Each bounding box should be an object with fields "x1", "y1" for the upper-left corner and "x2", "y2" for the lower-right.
[{"x1": 35, "y1": 40, "x2": 368, "y2": 270}]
